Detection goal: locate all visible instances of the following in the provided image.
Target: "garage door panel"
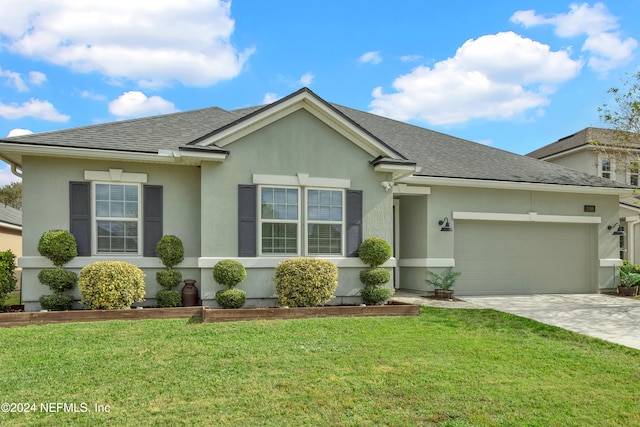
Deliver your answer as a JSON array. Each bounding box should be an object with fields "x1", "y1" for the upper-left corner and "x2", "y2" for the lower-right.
[{"x1": 454, "y1": 222, "x2": 594, "y2": 295}]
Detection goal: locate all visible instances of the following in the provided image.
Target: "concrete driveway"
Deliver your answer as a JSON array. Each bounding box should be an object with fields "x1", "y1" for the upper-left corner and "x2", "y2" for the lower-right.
[{"x1": 462, "y1": 294, "x2": 640, "y2": 350}]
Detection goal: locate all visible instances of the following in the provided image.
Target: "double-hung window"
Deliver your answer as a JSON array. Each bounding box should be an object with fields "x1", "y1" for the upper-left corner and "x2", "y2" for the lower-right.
[
  {"x1": 602, "y1": 159, "x2": 611, "y2": 179},
  {"x1": 258, "y1": 186, "x2": 345, "y2": 256},
  {"x1": 94, "y1": 182, "x2": 141, "y2": 254},
  {"x1": 630, "y1": 161, "x2": 639, "y2": 186}
]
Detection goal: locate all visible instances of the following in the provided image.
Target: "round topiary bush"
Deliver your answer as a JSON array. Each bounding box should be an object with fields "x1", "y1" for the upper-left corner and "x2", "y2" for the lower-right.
[
  {"x1": 359, "y1": 268, "x2": 391, "y2": 288},
  {"x1": 213, "y1": 260, "x2": 247, "y2": 288},
  {"x1": 360, "y1": 286, "x2": 391, "y2": 306},
  {"x1": 215, "y1": 288, "x2": 247, "y2": 309},
  {"x1": 155, "y1": 235, "x2": 184, "y2": 269},
  {"x1": 39, "y1": 294, "x2": 74, "y2": 311},
  {"x1": 274, "y1": 258, "x2": 338, "y2": 307},
  {"x1": 156, "y1": 270, "x2": 183, "y2": 289},
  {"x1": 79, "y1": 261, "x2": 146, "y2": 310},
  {"x1": 157, "y1": 289, "x2": 182, "y2": 308},
  {"x1": 38, "y1": 268, "x2": 78, "y2": 294},
  {"x1": 358, "y1": 237, "x2": 391, "y2": 268},
  {"x1": 37, "y1": 230, "x2": 78, "y2": 267}
]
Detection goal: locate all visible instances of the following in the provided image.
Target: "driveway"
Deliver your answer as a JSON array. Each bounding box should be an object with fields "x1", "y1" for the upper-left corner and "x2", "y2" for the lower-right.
[{"x1": 462, "y1": 294, "x2": 640, "y2": 350}]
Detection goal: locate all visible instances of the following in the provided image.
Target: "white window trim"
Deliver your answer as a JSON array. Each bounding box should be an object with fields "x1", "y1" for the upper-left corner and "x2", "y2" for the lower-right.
[
  {"x1": 598, "y1": 156, "x2": 613, "y2": 181},
  {"x1": 91, "y1": 181, "x2": 143, "y2": 256},
  {"x1": 258, "y1": 185, "x2": 302, "y2": 256},
  {"x1": 257, "y1": 185, "x2": 347, "y2": 257},
  {"x1": 305, "y1": 187, "x2": 346, "y2": 256}
]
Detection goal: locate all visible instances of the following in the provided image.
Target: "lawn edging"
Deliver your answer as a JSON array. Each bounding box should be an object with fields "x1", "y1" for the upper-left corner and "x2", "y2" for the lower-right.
[{"x1": 0, "y1": 304, "x2": 420, "y2": 327}]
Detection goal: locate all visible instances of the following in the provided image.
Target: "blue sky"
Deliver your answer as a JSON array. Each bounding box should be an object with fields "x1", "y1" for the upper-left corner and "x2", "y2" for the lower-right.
[{"x1": 1, "y1": 1, "x2": 639, "y2": 186}]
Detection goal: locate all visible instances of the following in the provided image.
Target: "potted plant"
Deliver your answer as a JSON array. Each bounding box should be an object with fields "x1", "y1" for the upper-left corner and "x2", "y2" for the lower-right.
[
  {"x1": 426, "y1": 268, "x2": 461, "y2": 300},
  {"x1": 617, "y1": 261, "x2": 640, "y2": 296}
]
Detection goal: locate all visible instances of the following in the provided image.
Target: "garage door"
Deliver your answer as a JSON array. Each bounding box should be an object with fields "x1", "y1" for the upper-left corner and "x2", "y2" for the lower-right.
[{"x1": 454, "y1": 221, "x2": 596, "y2": 295}]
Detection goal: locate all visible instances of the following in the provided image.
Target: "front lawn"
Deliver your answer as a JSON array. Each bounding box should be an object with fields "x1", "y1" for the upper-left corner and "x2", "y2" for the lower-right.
[{"x1": 0, "y1": 308, "x2": 639, "y2": 426}]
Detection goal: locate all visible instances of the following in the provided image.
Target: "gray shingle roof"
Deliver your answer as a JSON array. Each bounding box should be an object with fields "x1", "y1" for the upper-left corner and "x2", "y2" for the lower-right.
[
  {"x1": 0, "y1": 204, "x2": 21, "y2": 227},
  {"x1": 526, "y1": 127, "x2": 617, "y2": 159},
  {"x1": 0, "y1": 89, "x2": 631, "y2": 189}
]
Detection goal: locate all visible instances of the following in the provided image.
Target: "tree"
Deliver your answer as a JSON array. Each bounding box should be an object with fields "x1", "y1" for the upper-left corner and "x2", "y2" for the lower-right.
[
  {"x1": 593, "y1": 71, "x2": 640, "y2": 175},
  {"x1": 0, "y1": 182, "x2": 21, "y2": 209}
]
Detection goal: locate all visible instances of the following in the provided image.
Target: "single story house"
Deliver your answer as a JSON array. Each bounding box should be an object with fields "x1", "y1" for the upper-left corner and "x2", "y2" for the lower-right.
[{"x1": 0, "y1": 88, "x2": 633, "y2": 311}]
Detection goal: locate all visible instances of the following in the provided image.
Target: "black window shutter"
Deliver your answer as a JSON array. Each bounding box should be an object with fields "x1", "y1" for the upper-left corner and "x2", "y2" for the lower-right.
[
  {"x1": 69, "y1": 181, "x2": 91, "y2": 256},
  {"x1": 238, "y1": 185, "x2": 257, "y2": 257},
  {"x1": 346, "y1": 190, "x2": 363, "y2": 257},
  {"x1": 143, "y1": 185, "x2": 163, "y2": 257}
]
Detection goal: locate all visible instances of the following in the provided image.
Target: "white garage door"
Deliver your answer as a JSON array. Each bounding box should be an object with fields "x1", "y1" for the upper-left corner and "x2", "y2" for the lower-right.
[{"x1": 454, "y1": 221, "x2": 596, "y2": 295}]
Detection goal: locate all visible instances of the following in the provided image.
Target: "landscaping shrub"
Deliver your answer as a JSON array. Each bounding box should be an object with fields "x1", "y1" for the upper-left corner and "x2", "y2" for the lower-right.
[
  {"x1": 38, "y1": 268, "x2": 77, "y2": 293},
  {"x1": 155, "y1": 235, "x2": 184, "y2": 268},
  {"x1": 39, "y1": 294, "x2": 74, "y2": 311},
  {"x1": 360, "y1": 286, "x2": 392, "y2": 306},
  {"x1": 157, "y1": 290, "x2": 182, "y2": 308},
  {"x1": 213, "y1": 260, "x2": 247, "y2": 288},
  {"x1": 274, "y1": 258, "x2": 338, "y2": 307},
  {"x1": 0, "y1": 250, "x2": 17, "y2": 306},
  {"x1": 79, "y1": 261, "x2": 146, "y2": 310},
  {"x1": 358, "y1": 237, "x2": 391, "y2": 268},
  {"x1": 156, "y1": 270, "x2": 183, "y2": 289},
  {"x1": 359, "y1": 268, "x2": 391, "y2": 287},
  {"x1": 37, "y1": 230, "x2": 78, "y2": 267},
  {"x1": 215, "y1": 288, "x2": 247, "y2": 309}
]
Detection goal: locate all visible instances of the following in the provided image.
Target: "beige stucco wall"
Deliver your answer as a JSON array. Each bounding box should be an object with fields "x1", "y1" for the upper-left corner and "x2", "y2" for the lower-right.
[
  {"x1": 0, "y1": 227, "x2": 22, "y2": 291},
  {"x1": 397, "y1": 185, "x2": 621, "y2": 293},
  {"x1": 19, "y1": 156, "x2": 202, "y2": 309}
]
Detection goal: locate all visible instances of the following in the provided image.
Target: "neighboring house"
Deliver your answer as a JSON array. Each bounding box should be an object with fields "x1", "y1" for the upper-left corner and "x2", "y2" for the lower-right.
[
  {"x1": 528, "y1": 127, "x2": 640, "y2": 264},
  {"x1": 0, "y1": 89, "x2": 634, "y2": 311},
  {"x1": 0, "y1": 203, "x2": 22, "y2": 291}
]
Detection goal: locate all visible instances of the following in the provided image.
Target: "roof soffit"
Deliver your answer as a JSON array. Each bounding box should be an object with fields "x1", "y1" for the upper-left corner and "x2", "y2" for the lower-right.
[{"x1": 193, "y1": 90, "x2": 402, "y2": 160}]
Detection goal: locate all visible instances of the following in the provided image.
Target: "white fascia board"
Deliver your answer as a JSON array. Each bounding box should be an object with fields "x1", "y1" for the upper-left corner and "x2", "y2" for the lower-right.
[
  {"x1": 536, "y1": 145, "x2": 590, "y2": 161},
  {"x1": 373, "y1": 163, "x2": 418, "y2": 180},
  {"x1": 0, "y1": 222, "x2": 22, "y2": 232},
  {"x1": 620, "y1": 203, "x2": 640, "y2": 214},
  {"x1": 195, "y1": 91, "x2": 400, "y2": 159},
  {"x1": 393, "y1": 183, "x2": 431, "y2": 195},
  {"x1": 400, "y1": 175, "x2": 635, "y2": 196},
  {"x1": 176, "y1": 150, "x2": 227, "y2": 161},
  {"x1": 452, "y1": 211, "x2": 601, "y2": 224}
]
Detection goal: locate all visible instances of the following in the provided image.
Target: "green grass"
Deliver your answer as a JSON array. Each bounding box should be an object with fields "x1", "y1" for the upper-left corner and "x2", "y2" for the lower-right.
[{"x1": 0, "y1": 308, "x2": 639, "y2": 426}]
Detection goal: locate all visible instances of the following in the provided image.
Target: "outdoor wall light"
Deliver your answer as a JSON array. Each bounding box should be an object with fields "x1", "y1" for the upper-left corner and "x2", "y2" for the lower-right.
[
  {"x1": 608, "y1": 223, "x2": 625, "y2": 236},
  {"x1": 439, "y1": 217, "x2": 453, "y2": 232}
]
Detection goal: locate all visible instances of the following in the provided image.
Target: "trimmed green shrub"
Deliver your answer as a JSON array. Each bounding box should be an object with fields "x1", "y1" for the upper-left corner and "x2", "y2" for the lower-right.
[
  {"x1": 0, "y1": 250, "x2": 17, "y2": 306},
  {"x1": 156, "y1": 270, "x2": 183, "y2": 289},
  {"x1": 155, "y1": 235, "x2": 184, "y2": 269},
  {"x1": 39, "y1": 294, "x2": 74, "y2": 311},
  {"x1": 213, "y1": 260, "x2": 247, "y2": 288},
  {"x1": 360, "y1": 286, "x2": 392, "y2": 306},
  {"x1": 274, "y1": 258, "x2": 338, "y2": 307},
  {"x1": 157, "y1": 290, "x2": 182, "y2": 308},
  {"x1": 37, "y1": 230, "x2": 78, "y2": 267},
  {"x1": 38, "y1": 268, "x2": 78, "y2": 294},
  {"x1": 79, "y1": 261, "x2": 146, "y2": 310},
  {"x1": 358, "y1": 237, "x2": 392, "y2": 268},
  {"x1": 215, "y1": 288, "x2": 247, "y2": 309},
  {"x1": 359, "y1": 268, "x2": 391, "y2": 288}
]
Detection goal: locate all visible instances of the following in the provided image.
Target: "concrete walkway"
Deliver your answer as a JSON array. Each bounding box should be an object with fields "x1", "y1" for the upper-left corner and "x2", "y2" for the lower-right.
[{"x1": 391, "y1": 291, "x2": 640, "y2": 350}]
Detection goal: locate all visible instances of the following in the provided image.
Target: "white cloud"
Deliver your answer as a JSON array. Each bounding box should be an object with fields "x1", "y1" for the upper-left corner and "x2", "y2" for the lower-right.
[
  {"x1": 28, "y1": 71, "x2": 47, "y2": 85},
  {"x1": 0, "y1": 68, "x2": 28, "y2": 92},
  {"x1": 7, "y1": 128, "x2": 34, "y2": 137},
  {"x1": 511, "y1": 3, "x2": 637, "y2": 74},
  {"x1": 0, "y1": 98, "x2": 69, "y2": 121},
  {"x1": 400, "y1": 54, "x2": 422, "y2": 62},
  {"x1": 108, "y1": 91, "x2": 177, "y2": 119},
  {"x1": 0, "y1": 1, "x2": 254, "y2": 87},
  {"x1": 80, "y1": 90, "x2": 106, "y2": 101},
  {"x1": 0, "y1": 164, "x2": 21, "y2": 186},
  {"x1": 358, "y1": 51, "x2": 382, "y2": 64},
  {"x1": 262, "y1": 92, "x2": 280, "y2": 104},
  {"x1": 370, "y1": 32, "x2": 582, "y2": 125},
  {"x1": 298, "y1": 72, "x2": 314, "y2": 87}
]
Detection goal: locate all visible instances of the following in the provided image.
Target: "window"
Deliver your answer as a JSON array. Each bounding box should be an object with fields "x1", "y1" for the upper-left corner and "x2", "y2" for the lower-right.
[
  {"x1": 258, "y1": 186, "x2": 344, "y2": 256},
  {"x1": 630, "y1": 161, "x2": 639, "y2": 186},
  {"x1": 602, "y1": 159, "x2": 611, "y2": 179},
  {"x1": 94, "y1": 183, "x2": 141, "y2": 254}
]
